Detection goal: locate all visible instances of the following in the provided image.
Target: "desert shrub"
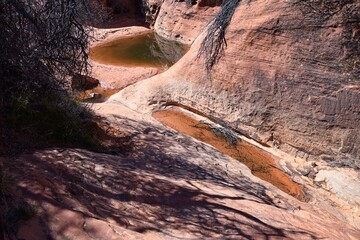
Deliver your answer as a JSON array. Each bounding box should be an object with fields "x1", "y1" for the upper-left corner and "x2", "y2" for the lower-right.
[
  {"x1": 0, "y1": 0, "x2": 107, "y2": 153},
  {"x1": 9, "y1": 94, "x2": 97, "y2": 147},
  {"x1": 0, "y1": 0, "x2": 98, "y2": 93}
]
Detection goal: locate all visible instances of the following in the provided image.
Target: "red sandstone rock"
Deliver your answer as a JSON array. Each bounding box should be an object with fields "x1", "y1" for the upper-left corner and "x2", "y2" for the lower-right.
[
  {"x1": 6, "y1": 103, "x2": 360, "y2": 239},
  {"x1": 116, "y1": 0, "x2": 360, "y2": 173},
  {"x1": 4, "y1": 1, "x2": 359, "y2": 238},
  {"x1": 112, "y1": 0, "x2": 360, "y2": 229}
]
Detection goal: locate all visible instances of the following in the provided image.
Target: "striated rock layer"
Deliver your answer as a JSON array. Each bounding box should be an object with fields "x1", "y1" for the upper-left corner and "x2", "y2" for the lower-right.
[
  {"x1": 116, "y1": 0, "x2": 360, "y2": 169},
  {"x1": 111, "y1": 0, "x2": 360, "y2": 228}
]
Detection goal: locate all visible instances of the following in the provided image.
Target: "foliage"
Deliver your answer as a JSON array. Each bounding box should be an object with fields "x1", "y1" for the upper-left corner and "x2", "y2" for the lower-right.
[
  {"x1": 185, "y1": 0, "x2": 197, "y2": 7},
  {"x1": 9, "y1": 94, "x2": 97, "y2": 148},
  {"x1": 0, "y1": 0, "x2": 98, "y2": 93},
  {"x1": 0, "y1": 0, "x2": 106, "y2": 153}
]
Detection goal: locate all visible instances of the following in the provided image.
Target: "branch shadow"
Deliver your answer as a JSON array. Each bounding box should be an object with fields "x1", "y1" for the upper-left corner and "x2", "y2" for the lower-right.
[{"x1": 7, "y1": 116, "x2": 322, "y2": 239}]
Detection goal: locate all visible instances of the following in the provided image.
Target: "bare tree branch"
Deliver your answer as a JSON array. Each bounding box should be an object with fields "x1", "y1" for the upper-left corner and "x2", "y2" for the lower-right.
[
  {"x1": 0, "y1": 0, "x2": 104, "y2": 96},
  {"x1": 197, "y1": 0, "x2": 241, "y2": 72}
]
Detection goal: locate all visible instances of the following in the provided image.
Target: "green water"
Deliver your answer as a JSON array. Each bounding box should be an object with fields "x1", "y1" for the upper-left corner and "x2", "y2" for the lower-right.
[{"x1": 90, "y1": 32, "x2": 189, "y2": 68}]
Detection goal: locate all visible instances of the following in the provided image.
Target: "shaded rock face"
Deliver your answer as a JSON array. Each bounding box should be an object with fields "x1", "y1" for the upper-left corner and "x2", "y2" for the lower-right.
[
  {"x1": 154, "y1": 33, "x2": 190, "y2": 64},
  {"x1": 96, "y1": 0, "x2": 145, "y2": 15},
  {"x1": 119, "y1": 0, "x2": 360, "y2": 167},
  {"x1": 109, "y1": 0, "x2": 135, "y2": 14},
  {"x1": 198, "y1": 0, "x2": 223, "y2": 7},
  {"x1": 141, "y1": 0, "x2": 163, "y2": 26},
  {"x1": 71, "y1": 74, "x2": 99, "y2": 91}
]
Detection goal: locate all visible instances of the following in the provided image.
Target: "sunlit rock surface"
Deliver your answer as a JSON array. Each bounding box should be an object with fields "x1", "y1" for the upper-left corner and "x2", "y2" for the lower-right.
[{"x1": 113, "y1": 0, "x2": 360, "y2": 229}]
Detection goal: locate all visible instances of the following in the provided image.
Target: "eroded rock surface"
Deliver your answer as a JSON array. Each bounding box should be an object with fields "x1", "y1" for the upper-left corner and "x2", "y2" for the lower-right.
[
  {"x1": 3, "y1": 1, "x2": 359, "y2": 238},
  {"x1": 5, "y1": 103, "x2": 360, "y2": 239},
  {"x1": 112, "y1": 0, "x2": 360, "y2": 229},
  {"x1": 116, "y1": 0, "x2": 360, "y2": 169}
]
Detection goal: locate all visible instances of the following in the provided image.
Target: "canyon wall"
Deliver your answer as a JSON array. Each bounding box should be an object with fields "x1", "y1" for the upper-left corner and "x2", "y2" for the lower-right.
[
  {"x1": 94, "y1": 0, "x2": 144, "y2": 16},
  {"x1": 153, "y1": 0, "x2": 220, "y2": 43},
  {"x1": 116, "y1": 0, "x2": 360, "y2": 168}
]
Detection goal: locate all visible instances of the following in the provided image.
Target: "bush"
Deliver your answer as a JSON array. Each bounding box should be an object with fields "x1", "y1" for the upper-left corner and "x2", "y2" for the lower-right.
[
  {"x1": 0, "y1": 0, "x2": 107, "y2": 154},
  {"x1": 9, "y1": 94, "x2": 97, "y2": 148}
]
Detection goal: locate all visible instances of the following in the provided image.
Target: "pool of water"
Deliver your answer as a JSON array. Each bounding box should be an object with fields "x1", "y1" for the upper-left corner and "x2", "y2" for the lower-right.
[
  {"x1": 90, "y1": 32, "x2": 189, "y2": 68},
  {"x1": 153, "y1": 108, "x2": 306, "y2": 201}
]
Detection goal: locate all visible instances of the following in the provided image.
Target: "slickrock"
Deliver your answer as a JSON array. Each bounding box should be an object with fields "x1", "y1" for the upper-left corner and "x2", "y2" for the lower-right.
[
  {"x1": 116, "y1": 0, "x2": 360, "y2": 168},
  {"x1": 110, "y1": 0, "x2": 360, "y2": 229},
  {"x1": 6, "y1": 103, "x2": 360, "y2": 239},
  {"x1": 3, "y1": 1, "x2": 359, "y2": 239}
]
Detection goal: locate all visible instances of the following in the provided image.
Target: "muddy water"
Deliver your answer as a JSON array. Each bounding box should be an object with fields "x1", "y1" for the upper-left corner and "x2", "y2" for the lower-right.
[
  {"x1": 90, "y1": 32, "x2": 189, "y2": 68},
  {"x1": 153, "y1": 109, "x2": 305, "y2": 201}
]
